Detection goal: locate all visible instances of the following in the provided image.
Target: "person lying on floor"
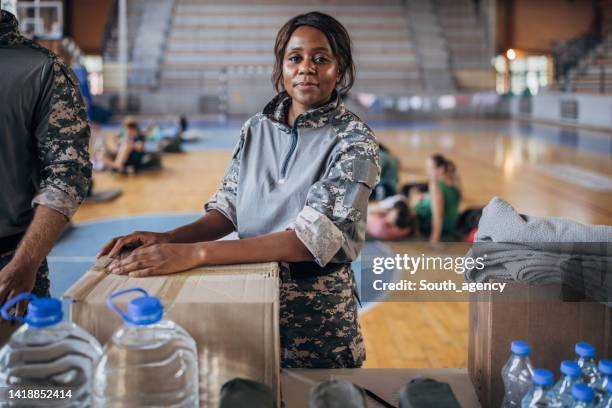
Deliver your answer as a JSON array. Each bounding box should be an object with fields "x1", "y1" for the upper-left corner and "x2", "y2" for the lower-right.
[{"x1": 366, "y1": 200, "x2": 414, "y2": 241}]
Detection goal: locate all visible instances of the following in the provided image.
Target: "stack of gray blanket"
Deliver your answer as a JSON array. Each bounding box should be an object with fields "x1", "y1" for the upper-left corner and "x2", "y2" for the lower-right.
[{"x1": 464, "y1": 197, "x2": 612, "y2": 304}]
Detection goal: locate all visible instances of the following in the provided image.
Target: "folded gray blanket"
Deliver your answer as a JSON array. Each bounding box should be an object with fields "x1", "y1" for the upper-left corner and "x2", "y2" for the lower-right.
[
  {"x1": 474, "y1": 197, "x2": 612, "y2": 247},
  {"x1": 464, "y1": 198, "x2": 612, "y2": 304}
]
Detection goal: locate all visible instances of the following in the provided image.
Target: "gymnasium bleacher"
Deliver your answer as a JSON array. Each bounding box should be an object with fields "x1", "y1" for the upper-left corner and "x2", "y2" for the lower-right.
[
  {"x1": 435, "y1": 0, "x2": 490, "y2": 71},
  {"x1": 565, "y1": 34, "x2": 612, "y2": 95},
  {"x1": 101, "y1": 0, "x2": 501, "y2": 111},
  {"x1": 163, "y1": 0, "x2": 423, "y2": 99}
]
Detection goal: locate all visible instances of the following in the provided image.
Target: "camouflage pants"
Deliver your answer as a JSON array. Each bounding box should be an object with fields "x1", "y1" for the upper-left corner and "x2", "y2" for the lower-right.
[
  {"x1": 280, "y1": 264, "x2": 366, "y2": 368},
  {"x1": 0, "y1": 250, "x2": 51, "y2": 298}
]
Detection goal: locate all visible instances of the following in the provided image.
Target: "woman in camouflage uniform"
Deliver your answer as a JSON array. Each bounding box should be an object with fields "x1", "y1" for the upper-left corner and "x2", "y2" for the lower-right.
[{"x1": 100, "y1": 12, "x2": 380, "y2": 368}]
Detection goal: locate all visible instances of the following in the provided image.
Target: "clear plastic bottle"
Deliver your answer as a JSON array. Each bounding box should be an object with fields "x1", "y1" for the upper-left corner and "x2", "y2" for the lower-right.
[
  {"x1": 571, "y1": 383, "x2": 595, "y2": 408},
  {"x1": 595, "y1": 382, "x2": 612, "y2": 408},
  {"x1": 502, "y1": 340, "x2": 535, "y2": 407},
  {"x1": 593, "y1": 360, "x2": 612, "y2": 404},
  {"x1": 522, "y1": 368, "x2": 555, "y2": 407},
  {"x1": 93, "y1": 288, "x2": 199, "y2": 407},
  {"x1": 575, "y1": 343, "x2": 599, "y2": 385},
  {"x1": 0, "y1": 293, "x2": 103, "y2": 407},
  {"x1": 548, "y1": 361, "x2": 582, "y2": 407}
]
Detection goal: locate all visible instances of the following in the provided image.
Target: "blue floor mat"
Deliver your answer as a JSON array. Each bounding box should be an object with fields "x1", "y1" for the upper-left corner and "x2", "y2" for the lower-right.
[{"x1": 104, "y1": 120, "x2": 612, "y2": 155}]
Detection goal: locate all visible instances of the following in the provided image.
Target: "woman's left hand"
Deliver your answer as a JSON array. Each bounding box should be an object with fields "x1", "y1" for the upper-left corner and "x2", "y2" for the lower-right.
[{"x1": 107, "y1": 243, "x2": 204, "y2": 277}]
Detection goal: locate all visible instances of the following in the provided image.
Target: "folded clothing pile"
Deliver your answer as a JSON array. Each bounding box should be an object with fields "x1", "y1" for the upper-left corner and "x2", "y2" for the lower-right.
[{"x1": 464, "y1": 197, "x2": 612, "y2": 304}]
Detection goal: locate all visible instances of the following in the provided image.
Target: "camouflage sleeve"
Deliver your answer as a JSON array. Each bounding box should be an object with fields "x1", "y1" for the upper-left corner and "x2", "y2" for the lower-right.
[
  {"x1": 294, "y1": 127, "x2": 380, "y2": 267},
  {"x1": 203, "y1": 119, "x2": 249, "y2": 228},
  {"x1": 31, "y1": 61, "x2": 92, "y2": 219}
]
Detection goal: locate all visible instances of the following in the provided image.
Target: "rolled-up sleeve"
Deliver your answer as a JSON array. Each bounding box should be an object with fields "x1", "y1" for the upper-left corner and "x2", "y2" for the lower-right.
[
  {"x1": 294, "y1": 131, "x2": 380, "y2": 267},
  {"x1": 32, "y1": 61, "x2": 92, "y2": 219},
  {"x1": 204, "y1": 120, "x2": 249, "y2": 228}
]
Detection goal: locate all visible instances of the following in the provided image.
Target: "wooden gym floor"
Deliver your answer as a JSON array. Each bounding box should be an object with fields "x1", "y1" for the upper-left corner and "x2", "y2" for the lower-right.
[{"x1": 74, "y1": 118, "x2": 612, "y2": 369}]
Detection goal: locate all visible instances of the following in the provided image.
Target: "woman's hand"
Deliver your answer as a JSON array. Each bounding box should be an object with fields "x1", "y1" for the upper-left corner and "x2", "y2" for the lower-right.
[
  {"x1": 98, "y1": 231, "x2": 172, "y2": 259},
  {"x1": 107, "y1": 243, "x2": 205, "y2": 277}
]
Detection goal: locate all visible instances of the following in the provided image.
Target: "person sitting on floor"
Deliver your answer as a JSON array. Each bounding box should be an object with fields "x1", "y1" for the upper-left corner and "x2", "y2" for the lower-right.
[
  {"x1": 366, "y1": 200, "x2": 414, "y2": 241},
  {"x1": 409, "y1": 154, "x2": 461, "y2": 243},
  {"x1": 158, "y1": 115, "x2": 187, "y2": 153},
  {"x1": 103, "y1": 117, "x2": 150, "y2": 174}
]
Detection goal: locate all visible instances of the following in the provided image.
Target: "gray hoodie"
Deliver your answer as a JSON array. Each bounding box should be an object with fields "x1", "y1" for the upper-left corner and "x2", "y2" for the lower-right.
[{"x1": 205, "y1": 91, "x2": 380, "y2": 268}]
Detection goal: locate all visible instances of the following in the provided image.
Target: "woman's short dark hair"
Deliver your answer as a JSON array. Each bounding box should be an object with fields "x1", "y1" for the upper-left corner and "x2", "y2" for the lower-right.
[
  {"x1": 431, "y1": 154, "x2": 447, "y2": 169},
  {"x1": 393, "y1": 201, "x2": 412, "y2": 229},
  {"x1": 431, "y1": 153, "x2": 456, "y2": 175},
  {"x1": 272, "y1": 11, "x2": 355, "y2": 94}
]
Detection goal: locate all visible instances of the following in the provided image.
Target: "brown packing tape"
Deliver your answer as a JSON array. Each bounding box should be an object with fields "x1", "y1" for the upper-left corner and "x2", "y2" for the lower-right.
[
  {"x1": 63, "y1": 261, "x2": 280, "y2": 301},
  {"x1": 62, "y1": 270, "x2": 109, "y2": 302}
]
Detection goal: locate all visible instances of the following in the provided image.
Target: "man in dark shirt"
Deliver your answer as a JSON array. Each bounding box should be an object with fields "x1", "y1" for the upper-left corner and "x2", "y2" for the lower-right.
[{"x1": 0, "y1": 9, "x2": 92, "y2": 314}]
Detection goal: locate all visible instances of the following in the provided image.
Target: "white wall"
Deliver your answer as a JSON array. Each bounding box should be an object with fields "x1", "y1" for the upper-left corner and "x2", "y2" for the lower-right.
[{"x1": 510, "y1": 92, "x2": 612, "y2": 130}]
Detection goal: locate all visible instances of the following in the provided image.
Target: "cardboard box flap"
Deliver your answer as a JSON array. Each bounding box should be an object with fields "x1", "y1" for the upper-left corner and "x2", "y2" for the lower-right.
[{"x1": 63, "y1": 262, "x2": 280, "y2": 304}]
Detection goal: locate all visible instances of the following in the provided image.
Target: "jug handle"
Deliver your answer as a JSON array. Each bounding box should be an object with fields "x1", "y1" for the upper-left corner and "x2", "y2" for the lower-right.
[
  {"x1": 107, "y1": 288, "x2": 149, "y2": 324},
  {"x1": 1, "y1": 293, "x2": 36, "y2": 323}
]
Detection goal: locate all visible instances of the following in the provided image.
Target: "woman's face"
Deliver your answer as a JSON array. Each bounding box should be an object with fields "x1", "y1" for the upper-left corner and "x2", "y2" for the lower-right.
[
  {"x1": 425, "y1": 158, "x2": 443, "y2": 179},
  {"x1": 385, "y1": 209, "x2": 399, "y2": 226},
  {"x1": 282, "y1": 26, "x2": 339, "y2": 110}
]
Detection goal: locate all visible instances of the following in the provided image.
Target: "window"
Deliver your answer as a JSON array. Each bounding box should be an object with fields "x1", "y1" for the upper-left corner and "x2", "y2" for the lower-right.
[
  {"x1": 17, "y1": 0, "x2": 63, "y2": 40},
  {"x1": 494, "y1": 55, "x2": 550, "y2": 95}
]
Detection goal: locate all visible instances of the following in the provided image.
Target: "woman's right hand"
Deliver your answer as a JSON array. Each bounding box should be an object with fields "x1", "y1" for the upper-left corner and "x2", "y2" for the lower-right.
[{"x1": 97, "y1": 231, "x2": 172, "y2": 259}]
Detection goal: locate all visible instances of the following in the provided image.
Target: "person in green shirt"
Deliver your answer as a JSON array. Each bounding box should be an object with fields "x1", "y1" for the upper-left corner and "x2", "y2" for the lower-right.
[
  {"x1": 410, "y1": 154, "x2": 461, "y2": 243},
  {"x1": 371, "y1": 143, "x2": 400, "y2": 200}
]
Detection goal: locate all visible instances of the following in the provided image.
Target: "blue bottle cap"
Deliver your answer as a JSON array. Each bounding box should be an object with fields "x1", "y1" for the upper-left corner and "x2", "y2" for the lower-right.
[
  {"x1": 532, "y1": 369, "x2": 554, "y2": 386},
  {"x1": 571, "y1": 384, "x2": 594, "y2": 402},
  {"x1": 26, "y1": 297, "x2": 63, "y2": 328},
  {"x1": 575, "y1": 342, "x2": 595, "y2": 358},
  {"x1": 127, "y1": 296, "x2": 163, "y2": 325},
  {"x1": 598, "y1": 359, "x2": 612, "y2": 376},
  {"x1": 560, "y1": 361, "x2": 581, "y2": 377},
  {"x1": 510, "y1": 341, "x2": 531, "y2": 356}
]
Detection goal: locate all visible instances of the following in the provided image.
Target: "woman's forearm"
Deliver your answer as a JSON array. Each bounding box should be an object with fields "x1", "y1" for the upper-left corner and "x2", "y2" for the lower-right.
[
  {"x1": 429, "y1": 180, "x2": 444, "y2": 242},
  {"x1": 168, "y1": 210, "x2": 235, "y2": 243},
  {"x1": 197, "y1": 230, "x2": 314, "y2": 265}
]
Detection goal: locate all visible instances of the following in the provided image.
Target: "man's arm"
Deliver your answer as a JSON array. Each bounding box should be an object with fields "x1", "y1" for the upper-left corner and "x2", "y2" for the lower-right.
[
  {"x1": 0, "y1": 59, "x2": 91, "y2": 311},
  {"x1": 0, "y1": 206, "x2": 67, "y2": 311},
  {"x1": 31, "y1": 60, "x2": 92, "y2": 219}
]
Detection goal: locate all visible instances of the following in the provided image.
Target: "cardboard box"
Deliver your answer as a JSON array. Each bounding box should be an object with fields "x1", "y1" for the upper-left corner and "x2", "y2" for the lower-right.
[
  {"x1": 468, "y1": 280, "x2": 612, "y2": 408},
  {"x1": 63, "y1": 262, "x2": 280, "y2": 407}
]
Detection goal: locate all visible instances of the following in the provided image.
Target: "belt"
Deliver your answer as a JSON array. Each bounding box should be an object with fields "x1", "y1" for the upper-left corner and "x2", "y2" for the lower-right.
[
  {"x1": 0, "y1": 232, "x2": 24, "y2": 255},
  {"x1": 288, "y1": 261, "x2": 344, "y2": 279}
]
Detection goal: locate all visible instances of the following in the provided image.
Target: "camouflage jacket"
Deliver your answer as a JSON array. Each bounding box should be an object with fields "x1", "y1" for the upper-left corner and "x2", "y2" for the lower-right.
[
  {"x1": 0, "y1": 10, "x2": 91, "y2": 238},
  {"x1": 206, "y1": 90, "x2": 380, "y2": 267}
]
